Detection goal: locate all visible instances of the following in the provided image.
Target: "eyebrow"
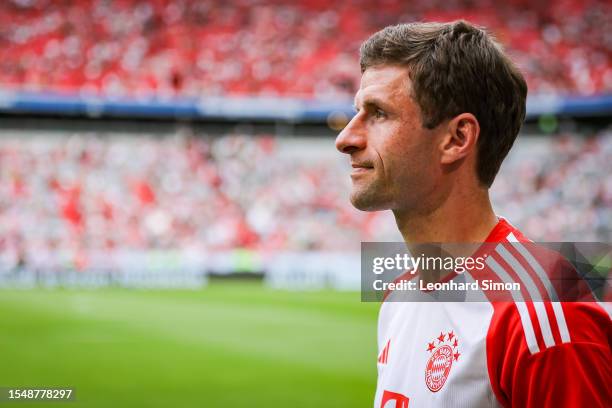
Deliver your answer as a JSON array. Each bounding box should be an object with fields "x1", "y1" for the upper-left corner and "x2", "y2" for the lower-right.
[{"x1": 353, "y1": 96, "x2": 390, "y2": 112}]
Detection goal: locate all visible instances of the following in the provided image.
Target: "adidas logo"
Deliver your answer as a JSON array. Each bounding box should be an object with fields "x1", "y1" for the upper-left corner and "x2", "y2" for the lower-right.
[{"x1": 378, "y1": 339, "x2": 390, "y2": 364}]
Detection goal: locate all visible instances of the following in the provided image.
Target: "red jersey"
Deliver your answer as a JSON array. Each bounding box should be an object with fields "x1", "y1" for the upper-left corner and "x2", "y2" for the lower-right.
[{"x1": 375, "y1": 218, "x2": 611, "y2": 407}]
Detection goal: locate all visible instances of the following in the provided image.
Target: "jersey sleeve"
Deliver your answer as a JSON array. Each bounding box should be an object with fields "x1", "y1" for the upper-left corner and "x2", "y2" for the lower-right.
[
  {"x1": 508, "y1": 340, "x2": 610, "y2": 407},
  {"x1": 487, "y1": 301, "x2": 612, "y2": 408}
]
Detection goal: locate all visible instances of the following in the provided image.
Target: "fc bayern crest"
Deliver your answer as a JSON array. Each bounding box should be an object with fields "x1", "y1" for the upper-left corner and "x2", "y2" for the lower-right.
[{"x1": 425, "y1": 331, "x2": 460, "y2": 392}]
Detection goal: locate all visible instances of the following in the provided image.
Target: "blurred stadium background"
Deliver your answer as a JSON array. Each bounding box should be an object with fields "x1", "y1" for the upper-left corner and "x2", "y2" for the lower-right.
[{"x1": 0, "y1": 0, "x2": 610, "y2": 407}]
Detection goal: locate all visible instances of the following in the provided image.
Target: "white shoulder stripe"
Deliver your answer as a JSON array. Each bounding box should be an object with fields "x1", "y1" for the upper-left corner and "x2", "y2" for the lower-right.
[
  {"x1": 507, "y1": 233, "x2": 558, "y2": 301},
  {"x1": 514, "y1": 302, "x2": 541, "y2": 355},
  {"x1": 507, "y1": 232, "x2": 519, "y2": 243},
  {"x1": 551, "y1": 302, "x2": 571, "y2": 343},
  {"x1": 495, "y1": 244, "x2": 557, "y2": 348},
  {"x1": 505, "y1": 237, "x2": 571, "y2": 344},
  {"x1": 486, "y1": 256, "x2": 540, "y2": 354}
]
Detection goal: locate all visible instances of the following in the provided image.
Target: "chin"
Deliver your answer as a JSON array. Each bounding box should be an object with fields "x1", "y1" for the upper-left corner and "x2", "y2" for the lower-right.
[{"x1": 350, "y1": 191, "x2": 389, "y2": 212}]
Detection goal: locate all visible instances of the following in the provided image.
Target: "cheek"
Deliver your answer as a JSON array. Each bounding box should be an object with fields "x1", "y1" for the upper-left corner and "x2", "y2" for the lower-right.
[
  {"x1": 378, "y1": 123, "x2": 408, "y2": 160},
  {"x1": 387, "y1": 133, "x2": 438, "y2": 182}
]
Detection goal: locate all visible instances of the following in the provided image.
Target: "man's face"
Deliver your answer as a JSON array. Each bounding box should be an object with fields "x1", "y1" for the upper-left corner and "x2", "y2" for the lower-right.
[{"x1": 335, "y1": 65, "x2": 443, "y2": 213}]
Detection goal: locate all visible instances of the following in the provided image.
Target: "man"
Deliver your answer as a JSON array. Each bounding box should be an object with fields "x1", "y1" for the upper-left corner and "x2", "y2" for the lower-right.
[{"x1": 335, "y1": 21, "x2": 611, "y2": 407}]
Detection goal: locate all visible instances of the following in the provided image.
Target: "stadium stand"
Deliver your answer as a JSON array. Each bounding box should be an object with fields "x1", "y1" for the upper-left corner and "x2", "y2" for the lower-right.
[
  {"x1": 0, "y1": 129, "x2": 610, "y2": 273},
  {"x1": 0, "y1": 1, "x2": 609, "y2": 283},
  {"x1": 0, "y1": 0, "x2": 610, "y2": 99}
]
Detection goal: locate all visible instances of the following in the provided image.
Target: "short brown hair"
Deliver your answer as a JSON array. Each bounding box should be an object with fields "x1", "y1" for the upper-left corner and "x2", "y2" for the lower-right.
[{"x1": 360, "y1": 21, "x2": 527, "y2": 187}]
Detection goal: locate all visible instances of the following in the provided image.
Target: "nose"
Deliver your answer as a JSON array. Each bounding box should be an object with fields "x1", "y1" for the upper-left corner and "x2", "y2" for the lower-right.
[{"x1": 335, "y1": 115, "x2": 366, "y2": 155}]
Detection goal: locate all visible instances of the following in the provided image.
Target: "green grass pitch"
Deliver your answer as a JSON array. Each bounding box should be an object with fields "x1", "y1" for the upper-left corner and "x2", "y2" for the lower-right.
[{"x1": 0, "y1": 282, "x2": 379, "y2": 407}]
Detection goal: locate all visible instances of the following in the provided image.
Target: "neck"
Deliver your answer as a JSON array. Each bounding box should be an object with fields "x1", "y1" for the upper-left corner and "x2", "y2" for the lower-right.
[{"x1": 393, "y1": 185, "x2": 497, "y2": 244}]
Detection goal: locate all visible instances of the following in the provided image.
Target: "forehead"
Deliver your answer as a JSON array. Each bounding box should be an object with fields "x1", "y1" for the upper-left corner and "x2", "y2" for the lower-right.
[{"x1": 355, "y1": 65, "x2": 412, "y2": 105}]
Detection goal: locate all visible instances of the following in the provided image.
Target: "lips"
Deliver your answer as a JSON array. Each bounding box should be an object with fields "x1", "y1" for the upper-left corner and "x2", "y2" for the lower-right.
[
  {"x1": 351, "y1": 163, "x2": 374, "y2": 169},
  {"x1": 350, "y1": 163, "x2": 374, "y2": 176}
]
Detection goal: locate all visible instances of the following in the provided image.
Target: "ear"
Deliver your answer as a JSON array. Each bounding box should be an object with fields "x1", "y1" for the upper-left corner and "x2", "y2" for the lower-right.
[{"x1": 439, "y1": 113, "x2": 480, "y2": 165}]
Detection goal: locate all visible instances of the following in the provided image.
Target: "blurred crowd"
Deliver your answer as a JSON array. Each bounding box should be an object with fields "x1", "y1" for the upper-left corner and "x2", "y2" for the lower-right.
[
  {"x1": 494, "y1": 130, "x2": 612, "y2": 242},
  {"x1": 0, "y1": 128, "x2": 610, "y2": 271},
  {"x1": 0, "y1": 0, "x2": 610, "y2": 99}
]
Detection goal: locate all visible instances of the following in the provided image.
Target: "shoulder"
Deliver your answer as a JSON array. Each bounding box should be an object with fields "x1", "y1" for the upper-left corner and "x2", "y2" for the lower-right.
[
  {"x1": 487, "y1": 302, "x2": 611, "y2": 407},
  {"x1": 485, "y1": 219, "x2": 610, "y2": 354},
  {"x1": 483, "y1": 217, "x2": 600, "y2": 304},
  {"x1": 488, "y1": 301, "x2": 611, "y2": 357},
  {"x1": 485, "y1": 218, "x2": 612, "y2": 406}
]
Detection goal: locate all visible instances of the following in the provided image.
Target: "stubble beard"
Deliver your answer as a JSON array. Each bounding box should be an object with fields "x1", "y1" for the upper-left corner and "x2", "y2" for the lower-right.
[{"x1": 349, "y1": 177, "x2": 390, "y2": 212}]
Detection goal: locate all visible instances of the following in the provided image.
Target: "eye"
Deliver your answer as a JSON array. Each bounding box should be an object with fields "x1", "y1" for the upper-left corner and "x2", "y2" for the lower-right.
[{"x1": 374, "y1": 109, "x2": 387, "y2": 119}]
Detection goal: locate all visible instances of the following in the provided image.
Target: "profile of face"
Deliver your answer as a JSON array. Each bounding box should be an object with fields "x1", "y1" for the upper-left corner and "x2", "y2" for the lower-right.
[{"x1": 335, "y1": 65, "x2": 445, "y2": 213}]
